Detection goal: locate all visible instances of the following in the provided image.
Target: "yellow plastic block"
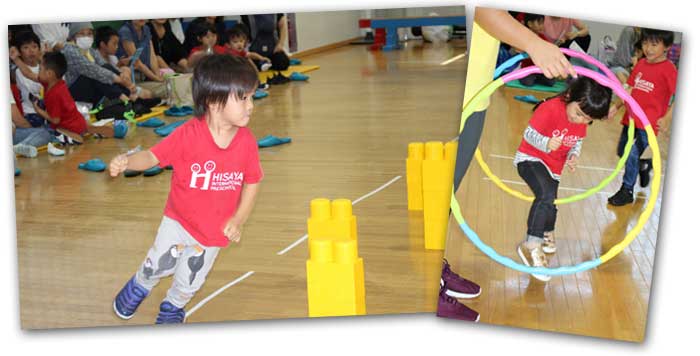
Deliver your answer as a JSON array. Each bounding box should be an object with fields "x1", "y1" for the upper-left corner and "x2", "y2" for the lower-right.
[
  {"x1": 422, "y1": 141, "x2": 457, "y2": 250},
  {"x1": 307, "y1": 198, "x2": 357, "y2": 241},
  {"x1": 406, "y1": 142, "x2": 425, "y2": 211},
  {"x1": 306, "y1": 198, "x2": 366, "y2": 317}
]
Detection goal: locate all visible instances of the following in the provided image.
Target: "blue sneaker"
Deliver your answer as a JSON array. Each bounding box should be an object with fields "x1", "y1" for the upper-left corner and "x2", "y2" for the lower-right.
[
  {"x1": 136, "y1": 117, "x2": 165, "y2": 128},
  {"x1": 253, "y1": 89, "x2": 269, "y2": 100},
  {"x1": 78, "y1": 158, "x2": 107, "y2": 172},
  {"x1": 289, "y1": 72, "x2": 309, "y2": 81},
  {"x1": 113, "y1": 276, "x2": 149, "y2": 320},
  {"x1": 113, "y1": 121, "x2": 129, "y2": 139},
  {"x1": 155, "y1": 301, "x2": 185, "y2": 324},
  {"x1": 289, "y1": 58, "x2": 302, "y2": 65},
  {"x1": 143, "y1": 166, "x2": 164, "y2": 177}
]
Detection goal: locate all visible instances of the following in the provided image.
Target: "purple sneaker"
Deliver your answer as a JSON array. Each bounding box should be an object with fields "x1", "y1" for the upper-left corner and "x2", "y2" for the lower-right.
[
  {"x1": 441, "y1": 260, "x2": 481, "y2": 299},
  {"x1": 113, "y1": 275, "x2": 149, "y2": 319},
  {"x1": 155, "y1": 301, "x2": 186, "y2": 324},
  {"x1": 436, "y1": 285, "x2": 480, "y2": 322}
]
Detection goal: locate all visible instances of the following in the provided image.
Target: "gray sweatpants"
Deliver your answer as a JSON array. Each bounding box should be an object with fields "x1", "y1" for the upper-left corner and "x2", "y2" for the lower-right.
[{"x1": 135, "y1": 216, "x2": 220, "y2": 309}]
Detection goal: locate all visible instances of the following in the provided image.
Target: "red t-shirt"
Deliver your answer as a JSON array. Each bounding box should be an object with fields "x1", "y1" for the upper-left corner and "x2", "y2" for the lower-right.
[
  {"x1": 189, "y1": 45, "x2": 228, "y2": 57},
  {"x1": 517, "y1": 98, "x2": 588, "y2": 175},
  {"x1": 150, "y1": 118, "x2": 264, "y2": 247},
  {"x1": 622, "y1": 58, "x2": 677, "y2": 134},
  {"x1": 44, "y1": 80, "x2": 88, "y2": 135}
]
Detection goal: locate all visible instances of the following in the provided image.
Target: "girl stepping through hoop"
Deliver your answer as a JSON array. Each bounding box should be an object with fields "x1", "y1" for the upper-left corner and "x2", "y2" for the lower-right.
[{"x1": 514, "y1": 77, "x2": 612, "y2": 282}]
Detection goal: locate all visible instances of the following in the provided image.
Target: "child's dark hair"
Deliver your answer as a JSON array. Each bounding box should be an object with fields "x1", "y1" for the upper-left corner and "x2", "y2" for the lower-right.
[
  {"x1": 192, "y1": 54, "x2": 259, "y2": 117},
  {"x1": 42, "y1": 51, "x2": 68, "y2": 78},
  {"x1": 191, "y1": 21, "x2": 216, "y2": 44},
  {"x1": 535, "y1": 77, "x2": 612, "y2": 120},
  {"x1": 13, "y1": 30, "x2": 40, "y2": 48},
  {"x1": 523, "y1": 13, "x2": 544, "y2": 27},
  {"x1": 640, "y1": 28, "x2": 674, "y2": 47},
  {"x1": 95, "y1": 26, "x2": 119, "y2": 48},
  {"x1": 226, "y1": 24, "x2": 249, "y2": 43}
]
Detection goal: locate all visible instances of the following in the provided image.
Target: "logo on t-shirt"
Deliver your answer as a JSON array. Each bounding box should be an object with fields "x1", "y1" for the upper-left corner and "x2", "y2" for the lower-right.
[
  {"x1": 633, "y1": 72, "x2": 655, "y2": 93},
  {"x1": 552, "y1": 129, "x2": 580, "y2": 148},
  {"x1": 189, "y1": 160, "x2": 244, "y2": 191}
]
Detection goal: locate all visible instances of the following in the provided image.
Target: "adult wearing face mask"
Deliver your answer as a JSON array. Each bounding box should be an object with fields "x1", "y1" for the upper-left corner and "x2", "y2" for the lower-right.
[{"x1": 61, "y1": 22, "x2": 135, "y2": 106}]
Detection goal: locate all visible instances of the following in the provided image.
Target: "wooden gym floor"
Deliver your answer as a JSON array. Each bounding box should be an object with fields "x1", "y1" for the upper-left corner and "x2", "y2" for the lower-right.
[
  {"x1": 443, "y1": 84, "x2": 671, "y2": 342},
  {"x1": 14, "y1": 39, "x2": 467, "y2": 329}
]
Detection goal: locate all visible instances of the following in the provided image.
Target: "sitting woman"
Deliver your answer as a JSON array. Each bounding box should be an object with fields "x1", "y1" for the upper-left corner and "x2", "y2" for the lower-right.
[
  {"x1": 60, "y1": 22, "x2": 135, "y2": 106},
  {"x1": 148, "y1": 19, "x2": 189, "y2": 72}
]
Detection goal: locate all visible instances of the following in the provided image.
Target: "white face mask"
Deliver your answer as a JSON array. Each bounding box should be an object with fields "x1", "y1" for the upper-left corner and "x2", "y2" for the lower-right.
[{"x1": 76, "y1": 36, "x2": 94, "y2": 50}]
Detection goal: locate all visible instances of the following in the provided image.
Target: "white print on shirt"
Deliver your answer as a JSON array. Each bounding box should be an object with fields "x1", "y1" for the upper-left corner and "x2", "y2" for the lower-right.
[
  {"x1": 552, "y1": 129, "x2": 580, "y2": 148},
  {"x1": 189, "y1": 160, "x2": 244, "y2": 191},
  {"x1": 633, "y1": 72, "x2": 655, "y2": 93}
]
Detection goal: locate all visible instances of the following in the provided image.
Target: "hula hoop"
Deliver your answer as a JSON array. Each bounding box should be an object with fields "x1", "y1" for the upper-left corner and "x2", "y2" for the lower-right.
[
  {"x1": 473, "y1": 49, "x2": 635, "y2": 204},
  {"x1": 453, "y1": 61, "x2": 662, "y2": 275}
]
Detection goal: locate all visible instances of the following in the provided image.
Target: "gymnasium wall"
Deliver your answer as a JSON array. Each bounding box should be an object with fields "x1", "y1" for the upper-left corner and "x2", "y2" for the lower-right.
[{"x1": 294, "y1": 10, "x2": 364, "y2": 52}]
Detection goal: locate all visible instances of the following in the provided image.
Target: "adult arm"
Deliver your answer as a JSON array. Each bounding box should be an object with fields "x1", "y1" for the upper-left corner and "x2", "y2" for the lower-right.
[{"x1": 475, "y1": 8, "x2": 576, "y2": 79}]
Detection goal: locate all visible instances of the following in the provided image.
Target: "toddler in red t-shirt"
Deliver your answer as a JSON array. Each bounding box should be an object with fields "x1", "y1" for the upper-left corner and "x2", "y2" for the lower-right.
[
  {"x1": 110, "y1": 55, "x2": 263, "y2": 324},
  {"x1": 607, "y1": 28, "x2": 678, "y2": 206},
  {"x1": 514, "y1": 77, "x2": 611, "y2": 282},
  {"x1": 224, "y1": 25, "x2": 271, "y2": 73}
]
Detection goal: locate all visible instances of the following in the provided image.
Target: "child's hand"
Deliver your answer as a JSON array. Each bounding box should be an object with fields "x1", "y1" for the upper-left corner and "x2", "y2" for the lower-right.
[
  {"x1": 607, "y1": 105, "x2": 618, "y2": 120},
  {"x1": 223, "y1": 218, "x2": 242, "y2": 243},
  {"x1": 262, "y1": 56, "x2": 271, "y2": 63},
  {"x1": 566, "y1": 155, "x2": 578, "y2": 172},
  {"x1": 547, "y1": 135, "x2": 563, "y2": 152},
  {"x1": 109, "y1": 154, "x2": 129, "y2": 177},
  {"x1": 565, "y1": 31, "x2": 578, "y2": 41}
]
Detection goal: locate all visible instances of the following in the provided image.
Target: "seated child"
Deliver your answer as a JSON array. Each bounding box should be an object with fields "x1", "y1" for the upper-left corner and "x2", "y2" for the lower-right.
[
  {"x1": 187, "y1": 22, "x2": 228, "y2": 68},
  {"x1": 11, "y1": 31, "x2": 44, "y2": 128},
  {"x1": 30, "y1": 52, "x2": 127, "y2": 144},
  {"x1": 225, "y1": 25, "x2": 271, "y2": 72}
]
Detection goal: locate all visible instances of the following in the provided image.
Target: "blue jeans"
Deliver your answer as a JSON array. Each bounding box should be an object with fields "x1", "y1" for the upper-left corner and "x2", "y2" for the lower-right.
[
  {"x1": 517, "y1": 161, "x2": 559, "y2": 239},
  {"x1": 617, "y1": 125, "x2": 649, "y2": 191},
  {"x1": 14, "y1": 127, "x2": 51, "y2": 147}
]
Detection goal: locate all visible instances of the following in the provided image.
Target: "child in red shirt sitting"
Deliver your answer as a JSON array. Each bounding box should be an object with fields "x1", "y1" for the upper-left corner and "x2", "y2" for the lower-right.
[
  {"x1": 225, "y1": 25, "x2": 271, "y2": 72},
  {"x1": 514, "y1": 77, "x2": 611, "y2": 281},
  {"x1": 30, "y1": 52, "x2": 127, "y2": 144},
  {"x1": 607, "y1": 28, "x2": 678, "y2": 206},
  {"x1": 187, "y1": 22, "x2": 228, "y2": 69},
  {"x1": 110, "y1": 55, "x2": 263, "y2": 324}
]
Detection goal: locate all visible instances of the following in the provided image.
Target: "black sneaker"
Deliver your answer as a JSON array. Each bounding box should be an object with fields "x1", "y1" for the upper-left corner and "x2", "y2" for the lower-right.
[
  {"x1": 639, "y1": 159, "x2": 652, "y2": 188},
  {"x1": 268, "y1": 72, "x2": 290, "y2": 85},
  {"x1": 608, "y1": 187, "x2": 634, "y2": 206}
]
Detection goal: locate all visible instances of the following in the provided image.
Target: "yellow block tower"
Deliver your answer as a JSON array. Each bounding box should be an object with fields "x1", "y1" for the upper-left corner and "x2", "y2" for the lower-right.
[
  {"x1": 306, "y1": 198, "x2": 366, "y2": 317},
  {"x1": 421, "y1": 141, "x2": 457, "y2": 250},
  {"x1": 406, "y1": 142, "x2": 425, "y2": 211}
]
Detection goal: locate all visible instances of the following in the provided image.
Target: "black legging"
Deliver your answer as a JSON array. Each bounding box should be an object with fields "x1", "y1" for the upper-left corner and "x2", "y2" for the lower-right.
[
  {"x1": 453, "y1": 110, "x2": 487, "y2": 191},
  {"x1": 69, "y1": 75, "x2": 130, "y2": 106}
]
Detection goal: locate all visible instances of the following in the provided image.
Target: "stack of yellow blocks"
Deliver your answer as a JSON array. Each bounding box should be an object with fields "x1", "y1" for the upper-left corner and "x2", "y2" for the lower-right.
[
  {"x1": 306, "y1": 198, "x2": 366, "y2": 317},
  {"x1": 406, "y1": 141, "x2": 457, "y2": 250}
]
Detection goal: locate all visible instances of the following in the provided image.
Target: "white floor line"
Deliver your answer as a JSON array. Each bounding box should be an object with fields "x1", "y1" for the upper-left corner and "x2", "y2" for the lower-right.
[
  {"x1": 276, "y1": 175, "x2": 403, "y2": 256},
  {"x1": 440, "y1": 53, "x2": 466, "y2": 66},
  {"x1": 483, "y1": 177, "x2": 647, "y2": 198},
  {"x1": 185, "y1": 271, "x2": 255, "y2": 318}
]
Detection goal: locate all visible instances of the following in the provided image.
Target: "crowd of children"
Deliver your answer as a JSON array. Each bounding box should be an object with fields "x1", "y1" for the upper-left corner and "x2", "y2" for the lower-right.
[{"x1": 9, "y1": 15, "x2": 297, "y2": 175}]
